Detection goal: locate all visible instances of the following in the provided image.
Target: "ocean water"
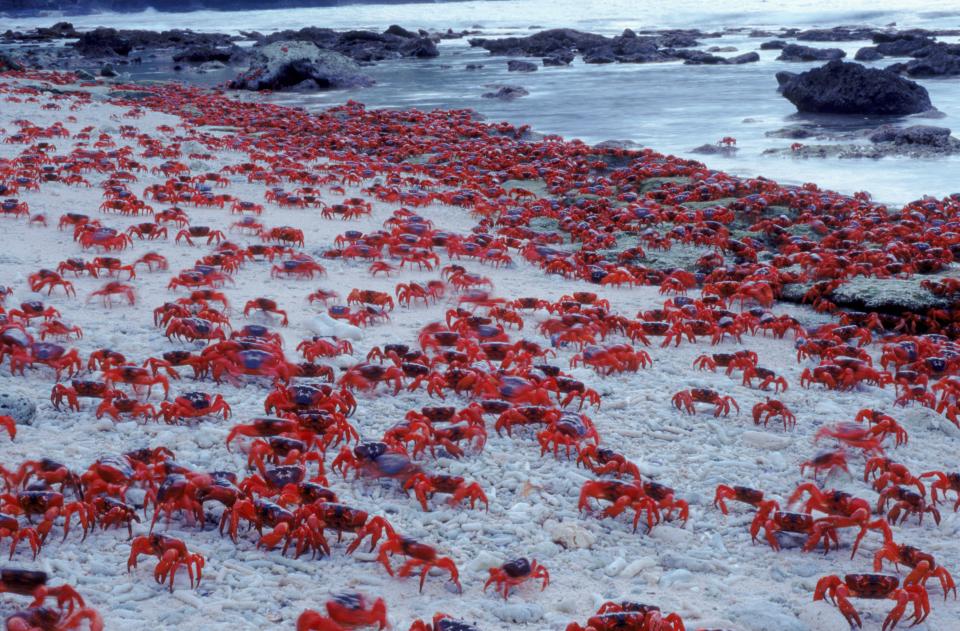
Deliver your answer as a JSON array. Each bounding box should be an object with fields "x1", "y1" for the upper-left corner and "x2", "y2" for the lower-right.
[{"x1": 10, "y1": 0, "x2": 960, "y2": 204}]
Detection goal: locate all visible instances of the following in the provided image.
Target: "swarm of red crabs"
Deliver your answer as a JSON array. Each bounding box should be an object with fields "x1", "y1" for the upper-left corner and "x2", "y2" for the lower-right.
[{"x1": 0, "y1": 66, "x2": 959, "y2": 630}]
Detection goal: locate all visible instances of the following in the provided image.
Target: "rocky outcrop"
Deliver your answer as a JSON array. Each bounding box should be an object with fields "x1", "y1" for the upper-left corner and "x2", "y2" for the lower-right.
[
  {"x1": 507, "y1": 59, "x2": 537, "y2": 72},
  {"x1": 794, "y1": 26, "x2": 876, "y2": 41},
  {"x1": 854, "y1": 47, "x2": 882, "y2": 61},
  {"x1": 776, "y1": 44, "x2": 845, "y2": 62},
  {"x1": 868, "y1": 125, "x2": 953, "y2": 146},
  {"x1": 247, "y1": 25, "x2": 438, "y2": 62},
  {"x1": 481, "y1": 85, "x2": 529, "y2": 99},
  {"x1": 228, "y1": 41, "x2": 374, "y2": 92},
  {"x1": 71, "y1": 27, "x2": 234, "y2": 58},
  {"x1": 172, "y1": 44, "x2": 245, "y2": 65},
  {"x1": 468, "y1": 27, "x2": 705, "y2": 65},
  {"x1": 887, "y1": 45, "x2": 960, "y2": 77},
  {"x1": 776, "y1": 60, "x2": 933, "y2": 115}
]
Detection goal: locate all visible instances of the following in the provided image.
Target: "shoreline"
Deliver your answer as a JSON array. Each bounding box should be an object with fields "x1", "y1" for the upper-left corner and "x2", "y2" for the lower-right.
[{"x1": 0, "y1": 68, "x2": 959, "y2": 630}]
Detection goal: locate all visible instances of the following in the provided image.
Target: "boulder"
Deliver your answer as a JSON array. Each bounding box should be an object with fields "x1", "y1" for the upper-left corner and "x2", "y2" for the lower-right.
[
  {"x1": 100, "y1": 63, "x2": 118, "y2": 77},
  {"x1": 854, "y1": 47, "x2": 883, "y2": 61},
  {"x1": 796, "y1": 26, "x2": 876, "y2": 41},
  {"x1": 777, "y1": 60, "x2": 933, "y2": 115},
  {"x1": 464, "y1": 63, "x2": 484, "y2": 70},
  {"x1": 543, "y1": 51, "x2": 574, "y2": 66},
  {"x1": 481, "y1": 85, "x2": 529, "y2": 99},
  {"x1": 0, "y1": 390, "x2": 36, "y2": 424},
  {"x1": 728, "y1": 52, "x2": 760, "y2": 64},
  {"x1": 507, "y1": 59, "x2": 538, "y2": 72},
  {"x1": 74, "y1": 27, "x2": 133, "y2": 57},
  {"x1": 0, "y1": 53, "x2": 24, "y2": 71},
  {"x1": 760, "y1": 40, "x2": 788, "y2": 50},
  {"x1": 777, "y1": 43, "x2": 846, "y2": 62},
  {"x1": 172, "y1": 45, "x2": 243, "y2": 64},
  {"x1": 894, "y1": 46, "x2": 960, "y2": 77},
  {"x1": 383, "y1": 24, "x2": 416, "y2": 39},
  {"x1": 229, "y1": 40, "x2": 374, "y2": 91},
  {"x1": 469, "y1": 28, "x2": 609, "y2": 57},
  {"x1": 582, "y1": 48, "x2": 616, "y2": 64},
  {"x1": 868, "y1": 125, "x2": 952, "y2": 146},
  {"x1": 679, "y1": 50, "x2": 726, "y2": 65},
  {"x1": 874, "y1": 34, "x2": 936, "y2": 56}
]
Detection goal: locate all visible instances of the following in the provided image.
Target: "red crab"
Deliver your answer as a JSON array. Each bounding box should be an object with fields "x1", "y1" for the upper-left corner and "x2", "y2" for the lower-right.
[
  {"x1": 566, "y1": 602, "x2": 686, "y2": 631},
  {"x1": 409, "y1": 614, "x2": 479, "y2": 631},
  {"x1": 377, "y1": 534, "x2": 461, "y2": 592},
  {"x1": 87, "y1": 281, "x2": 136, "y2": 307},
  {"x1": 671, "y1": 389, "x2": 739, "y2": 416},
  {"x1": 752, "y1": 398, "x2": 796, "y2": 430},
  {"x1": 813, "y1": 574, "x2": 929, "y2": 631},
  {"x1": 873, "y1": 542, "x2": 956, "y2": 600},
  {"x1": 128, "y1": 534, "x2": 205, "y2": 592},
  {"x1": 403, "y1": 473, "x2": 488, "y2": 511},
  {"x1": 483, "y1": 558, "x2": 549, "y2": 600},
  {"x1": 158, "y1": 392, "x2": 231, "y2": 423},
  {"x1": 244, "y1": 298, "x2": 289, "y2": 326}
]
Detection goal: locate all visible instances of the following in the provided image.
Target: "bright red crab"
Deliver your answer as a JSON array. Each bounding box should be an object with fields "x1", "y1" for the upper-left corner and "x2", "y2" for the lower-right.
[{"x1": 483, "y1": 557, "x2": 549, "y2": 599}]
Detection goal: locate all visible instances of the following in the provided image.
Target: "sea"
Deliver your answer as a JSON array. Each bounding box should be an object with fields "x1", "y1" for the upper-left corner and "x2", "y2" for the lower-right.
[{"x1": 8, "y1": 0, "x2": 960, "y2": 204}]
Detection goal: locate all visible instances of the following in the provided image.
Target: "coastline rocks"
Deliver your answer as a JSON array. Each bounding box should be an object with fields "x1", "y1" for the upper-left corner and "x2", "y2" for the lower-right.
[
  {"x1": 776, "y1": 60, "x2": 933, "y2": 115},
  {"x1": 795, "y1": 26, "x2": 875, "y2": 41},
  {"x1": 172, "y1": 44, "x2": 245, "y2": 65},
  {"x1": 760, "y1": 40, "x2": 788, "y2": 50},
  {"x1": 242, "y1": 25, "x2": 439, "y2": 62},
  {"x1": 0, "y1": 390, "x2": 36, "y2": 425},
  {"x1": 868, "y1": 124, "x2": 952, "y2": 146},
  {"x1": 99, "y1": 63, "x2": 118, "y2": 77},
  {"x1": 0, "y1": 52, "x2": 24, "y2": 71},
  {"x1": 728, "y1": 52, "x2": 760, "y2": 64},
  {"x1": 854, "y1": 47, "x2": 882, "y2": 61},
  {"x1": 542, "y1": 51, "x2": 574, "y2": 66},
  {"x1": 507, "y1": 59, "x2": 537, "y2": 72},
  {"x1": 481, "y1": 84, "x2": 529, "y2": 99},
  {"x1": 874, "y1": 33, "x2": 936, "y2": 57},
  {"x1": 888, "y1": 46, "x2": 960, "y2": 77},
  {"x1": 228, "y1": 41, "x2": 374, "y2": 91},
  {"x1": 776, "y1": 43, "x2": 845, "y2": 62}
]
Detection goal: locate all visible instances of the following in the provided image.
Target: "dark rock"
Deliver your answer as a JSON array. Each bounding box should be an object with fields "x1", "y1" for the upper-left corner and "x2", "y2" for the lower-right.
[
  {"x1": 766, "y1": 126, "x2": 814, "y2": 139},
  {"x1": 74, "y1": 68, "x2": 96, "y2": 80},
  {"x1": 542, "y1": 51, "x2": 574, "y2": 66},
  {"x1": 868, "y1": 125, "x2": 952, "y2": 145},
  {"x1": 172, "y1": 45, "x2": 242, "y2": 64},
  {"x1": 481, "y1": 85, "x2": 529, "y2": 99},
  {"x1": 777, "y1": 44, "x2": 846, "y2": 62},
  {"x1": 469, "y1": 28, "x2": 609, "y2": 57},
  {"x1": 582, "y1": 48, "x2": 616, "y2": 64},
  {"x1": 679, "y1": 50, "x2": 726, "y2": 65},
  {"x1": 894, "y1": 46, "x2": 960, "y2": 77},
  {"x1": 464, "y1": 63, "x2": 484, "y2": 70},
  {"x1": 229, "y1": 40, "x2": 374, "y2": 91},
  {"x1": 399, "y1": 37, "x2": 439, "y2": 58},
  {"x1": 621, "y1": 29, "x2": 637, "y2": 39},
  {"x1": 777, "y1": 60, "x2": 933, "y2": 115},
  {"x1": 507, "y1": 59, "x2": 538, "y2": 72},
  {"x1": 728, "y1": 52, "x2": 760, "y2": 64},
  {"x1": 795, "y1": 27, "x2": 876, "y2": 41},
  {"x1": 75, "y1": 28, "x2": 133, "y2": 57},
  {"x1": 760, "y1": 40, "x2": 788, "y2": 50},
  {"x1": 384, "y1": 24, "x2": 416, "y2": 39},
  {"x1": 100, "y1": 63, "x2": 118, "y2": 77},
  {"x1": 708, "y1": 46, "x2": 738, "y2": 53},
  {"x1": 0, "y1": 52, "x2": 24, "y2": 71},
  {"x1": 691, "y1": 143, "x2": 737, "y2": 155},
  {"x1": 854, "y1": 47, "x2": 882, "y2": 61},
  {"x1": 875, "y1": 35, "x2": 936, "y2": 57}
]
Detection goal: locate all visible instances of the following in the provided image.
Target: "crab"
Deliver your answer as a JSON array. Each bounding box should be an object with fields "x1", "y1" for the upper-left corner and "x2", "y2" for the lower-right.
[
  {"x1": 243, "y1": 298, "x2": 288, "y2": 326},
  {"x1": 873, "y1": 542, "x2": 957, "y2": 600},
  {"x1": 752, "y1": 398, "x2": 796, "y2": 430},
  {"x1": 102, "y1": 365, "x2": 170, "y2": 399},
  {"x1": 813, "y1": 574, "x2": 929, "y2": 631},
  {"x1": 800, "y1": 450, "x2": 849, "y2": 481},
  {"x1": 713, "y1": 484, "x2": 772, "y2": 514},
  {"x1": 403, "y1": 473, "x2": 488, "y2": 511},
  {"x1": 158, "y1": 392, "x2": 231, "y2": 424},
  {"x1": 671, "y1": 389, "x2": 739, "y2": 417},
  {"x1": 50, "y1": 380, "x2": 115, "y2": 412},
  {"x1": 377, "y1": 534, "x2": 461, "y2": 592},
  {"x1": 0, "y1": 568, "x2": 87, "y2": 616},
  {"x1": 578, "y1": 479, "x2": 661, "y2": 532},
  {"x1": 128, "y1": 534, "x2": 205, "y2": 592},
  {"x1": 272, "y1": 258, "x2": 327, "y2": 279},
  {"x1": 339, "y1": 363, "x2": 404, "y2": 395},
  {"x1": 27, "y1": 270, "x2": 75, "y2": 297},
  {"x1": 877, "y1": 486, "x2": 940, "y2": 525},
  {"x1": 96, "y1": 393, "x2": 157, "y2": 422},
  {"x1": 920, "y1": 470, "x2": 960, "y2": 510},
  {"x1": 566, "y1": 602, "x2": 686, "y2": 631},
  {"x1": 749, "y1": 500, "x2": 839, "y2": 554},
  {"x1": 87, "y1": 281, "x2": 136, "y2": 307},
  {"x1": 347, "y1": 289, "x2": 395, "y2": 312},
  {"x1": 483, "y1": 558, "x2": 549, "y2": 600},
  {"x1": 409, "y1": 613, "x2": 479, "y2": 631},
  {"x1": 576, "y1": 445, "x2": 640, "y2": 479}
]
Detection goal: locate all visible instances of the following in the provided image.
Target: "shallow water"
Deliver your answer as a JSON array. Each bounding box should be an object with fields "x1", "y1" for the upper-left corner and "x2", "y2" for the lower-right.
[{"x1": 10, "y1": 0, "x2": 960, "y2": 204}]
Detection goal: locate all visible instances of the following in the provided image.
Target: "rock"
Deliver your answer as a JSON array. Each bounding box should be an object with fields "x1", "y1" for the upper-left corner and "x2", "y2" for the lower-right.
[
  {"x1": 679, "y1": 50, "x2": 726, "y2": 65},
  {"x1": 0, "y1": 390, "x2": 36, "y2": 424},
  {"x1": 727, "y1": 598, "x2": 807, "y2": 631},
  {"x1": 74, "y1": 28, "x2": 133, "y2": 57},
  {"x1": 766, "y1": 126, "x2": 813, "y2": 139},
  {"x1": 796, "y1": 26, "x2": 876, "y2": 41},
  {"x1": 727, "y1": 52, "x2": 760, "y2": 64},
  {"x1": 874, "y1": 33, "x2": 936, "y2": 56},
  {"x1": 0, "y1": 53, "x2": 24, "y2": 72},
  {"x1": 548, "y1": 521, "x2": 595, "y2": 549},
  {"x1": 542, "y1": 51, "x2": 574, "y2": 66},
  {"x1": 582, "y1": 48, "x2": 616, "y2": 64},
  {"x1": 74, "y1": 69, "x2": 96, "y2": 80},
  {"x1": 99, "y1": 64, "x2": 118, "y2": 77},
  {"x1": 777, "y1": 60, "x2": 933, "y2": 115},
  {"x1": 708, "y1": 46, "x2": 738, "y2": 53},
  {"x1": 481, "y1": 85, "x2": 529, "y2": 100},
  {"x1": 229, "y1": 40, "x2": 374, "y2": 91},
  {"x1": 895, "y1": 46, "x2": 960, "y2": 77},
  {"x1": 777, "y1": 44, "x2": 846, "y2": 62},
  {"x1": 172, "y1": 45, "x2": 243, "y2": 65},
  {"x1": 868, "y1": 125, "x2": 952, "y2": 146},
  {"x1": 464, "y1": 63, "x2": 484, "y2": 70},
  {"x1": 507, "y1": 59, "x2": 538, "y2": 72},
  {"x1": 383, "y1": 24, "x2": 416, "y2": 39},
  {"x1": 742, "y1": 430, "x2": 792, "y2": 450},
  {"x1": 691, "y1": 143, "x2": 737, "y2": 155},
  {"x1": 398, "y1": 37, "x2": 439, "y2": 59},
  {"x1": 487, "y1": 601, "x2": 544, "y2": 624},
  {"x1": 469, "y1": 28, "x2": 609, "y2": 57},
  {"x1": 760, "y1": 40, "x2": 788, "y2": 50},
  {"x1": 854, "y1": 47, "x2": 883, "y2": 61}
]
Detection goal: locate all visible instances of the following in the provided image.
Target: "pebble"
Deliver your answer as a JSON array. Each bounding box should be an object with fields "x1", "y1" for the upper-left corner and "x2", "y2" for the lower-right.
[
  {"x1": 0, "y1": 389, "x2": 36, "y2": 424},
  {"x1": 486, "y1": 601, "x2": 544, "y2": 624},
  {"x1": 741, "y1": 430, "x2": 793, "y2": 450},
  {"x1": 620, "y1": 557, "x2": 656, "y2": 578},
  {"x1": 659, "y1": 568, "x2": 694, "y2": 587},
  {"x1": 548, "y1": 521, "x2": 596, "y2": 550},
  {"x1": 603, "y1": 557, "x2": 626, "y2": 576}
]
